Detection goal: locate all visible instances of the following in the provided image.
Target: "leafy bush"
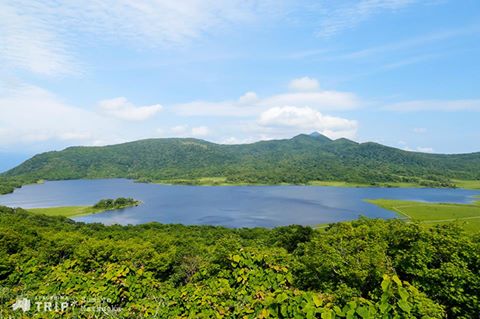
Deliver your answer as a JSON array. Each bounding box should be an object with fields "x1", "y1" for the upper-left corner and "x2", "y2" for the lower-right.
[
  {"x1": 93, "y1": 197, "x2": 139, "y2": 210},
  {"x1": 0, "y1": 206, "x2": 477, "y2": 318}
]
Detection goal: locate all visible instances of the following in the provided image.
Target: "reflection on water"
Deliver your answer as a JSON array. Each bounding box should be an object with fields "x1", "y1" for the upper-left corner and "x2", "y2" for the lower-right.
[{"x1": 0, "y1": 179, "x2": 478, "y2": 228}]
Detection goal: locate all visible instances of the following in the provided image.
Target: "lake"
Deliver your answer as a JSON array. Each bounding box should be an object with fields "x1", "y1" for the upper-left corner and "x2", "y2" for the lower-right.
[{"x1": 0, "y1": 179, "x2": 478, "y2": 227}]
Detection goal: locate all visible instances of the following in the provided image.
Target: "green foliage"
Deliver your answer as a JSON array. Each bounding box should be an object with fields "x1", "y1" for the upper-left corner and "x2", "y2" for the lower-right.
[
  {"x1": 1, "y1": 206, "x2": 478, "y2": 317},
  {"x1": 270, "y1": 225, "x2": 314, "y2": 253},
  {"x1": 0, "y1": 176, "x2": 38, "y2": 194},
  {"x1": 93, "y1": 197, "x2": 140, "y2": 210},
  {"x1": 2, "y1": 134, "x2": 480, "y2": 194}
]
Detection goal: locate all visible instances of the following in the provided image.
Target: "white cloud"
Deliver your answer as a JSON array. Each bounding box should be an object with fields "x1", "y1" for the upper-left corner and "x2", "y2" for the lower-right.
[
  {"x1": 417, "y1": 147, "x2": 434, "y2": 153},
  {"x1": 0, "y1": 83, "x2": 173, "y2": 150},
  {"x1": 386, "y1": 99, "x2": 480, "y2": 112},
  {"x1": 316, "y1": 0, "x2": 419, "y2": 38},
  {"x1": 261, "y1": 91, "x2": 358, "y2": 110},
  {"x1": 98, "y1": 97, "x2": 162, "y2": 121},
  {"x1": 0, "y1": 1, "x2": 278, "y2": 76},
  {"x1": 398, "y1": 141, "x2": 433, "y2": 153},
  {"x1": 238, "y1": 91, "x2": 259, "y2": 104},
  {"x1": 221, "y1": 136, "x2": 258, "y2": 145},
  {"x1": 191, "y1": 126, "x2": 210, "y2": 137},
  {"x1": 338, "y1": 25, "x2": 480, "y2": 60},
  {"x1": 413, "y1": 127, "x2": 427, "y2": 133},
  {"x1": 47, "y1": 0, "x2": 272, "y2": 46},
  {"x1": 175, "y1": 79, "x2": 359, "y2": 117},
  {"x1": 171, "y1": 125, "x2": 189, "y2": 135},
  {"x1": 0, "y1": 84, "x2": 115, "y2": 147},
  {"x1": 160, "y1": 125, "x2": 211, "y2": 138},
  {"x1": 258, "y1": 106, "x2": 358, "y2": 139},
  {"x1": 288, "y1": 77, "x2": 320, "y2": 91},
  {"x1": 0, "y1": 2, "x2": 78, "y2": 76},
  {"x1": 174, "y1": 92, "x2": 262, "y2": 117}
]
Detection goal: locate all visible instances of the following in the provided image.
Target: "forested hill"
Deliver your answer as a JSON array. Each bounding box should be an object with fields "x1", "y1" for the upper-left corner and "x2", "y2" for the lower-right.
[{"x1": 2, "y1": 133, "x2": 480, "y2": 190}]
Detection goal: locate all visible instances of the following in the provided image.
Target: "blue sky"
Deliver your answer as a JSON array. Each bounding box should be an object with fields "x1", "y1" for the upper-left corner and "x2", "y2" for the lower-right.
[{"x1": 1, "y1": 0, "x2": 479, "y2": 171}]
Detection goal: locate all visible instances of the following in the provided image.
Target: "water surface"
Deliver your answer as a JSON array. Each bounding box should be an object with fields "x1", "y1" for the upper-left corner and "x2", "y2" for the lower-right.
[{"x1": 0, "y1": 179, "x2": 478, "y2": 227}]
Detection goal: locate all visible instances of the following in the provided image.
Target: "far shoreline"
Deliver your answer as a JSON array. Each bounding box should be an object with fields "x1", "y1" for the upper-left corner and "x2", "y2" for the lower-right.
[
  {"x1": 1, "y1": 177, "x2": 480, "y2": 196},
  {"x1": 146, "y1": 178, "x2": 480, "y2": 190}
]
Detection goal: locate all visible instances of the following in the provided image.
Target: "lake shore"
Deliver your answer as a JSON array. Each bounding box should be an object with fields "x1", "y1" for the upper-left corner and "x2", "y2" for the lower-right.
[
  {"x1": 27, "y1": 199, "x2": 141, "y2": 218},
  {"x1": 149, "y1": 177, "x2": 480, "y2": 189}
]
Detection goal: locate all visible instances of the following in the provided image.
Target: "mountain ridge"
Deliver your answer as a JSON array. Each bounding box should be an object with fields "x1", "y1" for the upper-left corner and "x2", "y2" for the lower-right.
[{"x1": 1, "y1": 133, "x2": 480, "y2": 193}]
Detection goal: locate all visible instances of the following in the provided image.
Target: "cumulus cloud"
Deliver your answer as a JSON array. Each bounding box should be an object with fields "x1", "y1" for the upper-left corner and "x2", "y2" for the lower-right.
[
  {"x1": 98, "y1": 97, "x2": 162, "y2": 121},
  {"x1": 0, "y1": 84, "x2": 114, "y2": 147},
  {"x1": 160, "y1": 125, "x2": 211, "y2": 138},
  {"x1": 175, "y1": 78, "x2": 359, "y2": 117},
  {"x1": 261, "y1": 91, "x2": 358, "y2": 110},
  {"x1": 386, "y1": 99, "x2": 480, "y2": 112},
  {"x1": 238, "y1": 91, "x2": 259, "y2": 104},
  {"x1": 0, "y1": 83, "x2": 170, "y2": 151},
  {"x1": 258, "y1": 106, "x2": 358, "y2": 139},
  {"x1": 288, "y1": 77, "x2": 320, "y2": 91}
]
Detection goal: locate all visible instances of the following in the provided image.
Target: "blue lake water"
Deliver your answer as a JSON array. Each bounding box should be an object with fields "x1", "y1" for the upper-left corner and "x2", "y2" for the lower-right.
[{"x1": 0, "y1": 179, "x2": 478, "y2": 227}]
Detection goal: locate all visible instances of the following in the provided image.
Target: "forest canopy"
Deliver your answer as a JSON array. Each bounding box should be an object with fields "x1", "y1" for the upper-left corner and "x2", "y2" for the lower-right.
[{"x1": 0, "y1": 206, "x2": 478, "y2": 318}]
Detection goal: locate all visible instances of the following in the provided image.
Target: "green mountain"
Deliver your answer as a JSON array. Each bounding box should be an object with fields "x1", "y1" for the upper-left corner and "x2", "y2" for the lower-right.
[{"x1": 2, "y1": 133, "x2": 480, "y2": 193}]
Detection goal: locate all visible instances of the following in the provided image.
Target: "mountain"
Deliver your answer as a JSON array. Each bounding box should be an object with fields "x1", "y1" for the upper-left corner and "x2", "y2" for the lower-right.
[
  {"x1": 309, "y1": 131, "x2": 332, "y2": 143},
  {"x1": 1, "y1": 133, "x2": 480, "y2": 192}
]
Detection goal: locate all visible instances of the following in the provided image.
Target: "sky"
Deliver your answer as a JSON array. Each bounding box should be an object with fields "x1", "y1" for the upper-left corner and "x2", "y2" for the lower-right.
[{"x1": 1, "y1": 0, "x2": 479, "y2": 171}]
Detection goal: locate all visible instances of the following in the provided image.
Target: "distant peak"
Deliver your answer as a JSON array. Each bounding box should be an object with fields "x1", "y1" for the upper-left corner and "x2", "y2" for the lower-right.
[{"x1": 309, "y1": 132, "x2": 332, "y2": 141}]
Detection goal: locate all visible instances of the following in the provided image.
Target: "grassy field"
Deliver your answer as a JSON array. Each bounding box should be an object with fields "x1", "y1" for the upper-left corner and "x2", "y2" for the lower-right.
[
  {"x1": 153, "y1": 178, "x2": 480, "y2": 189},
  {"x1": 307, "y1": 181, "x2": 428, "y2": 188},
  {"x1": 453, "y1": 179, "x2": 480, "y2": 189},
  {"x1": 153, "y1": 177, "x2": 254, "y2": 186},
  {"x1": 27, "y1": 206, "x2": 103, "y2": 217},
  {"x1": 367, "y1": 198, "x2": 480, "y2": 233},
  {"x1": 27, "y1": 199, "x2": 141, "y2": 218}
]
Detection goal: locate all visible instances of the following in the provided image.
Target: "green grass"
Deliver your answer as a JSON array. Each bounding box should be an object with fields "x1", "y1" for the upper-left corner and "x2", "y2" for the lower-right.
[
  {"x1": 453, "y1": 179, "x2": 480, "y2": 189},
  {"x1": 307, "y1": 181, "x2": 429, "y2": 188},
  {"x1": 152, "y1": 178, "x2": 444, "y2": 188},
  {"x1": 308, "y1": 181, "x2": 372, "y2": 187},
  {"x1": 154, "y1": 177, "x2": 268, "y2": 186},
  {"x1": 367, "y1": 199, "x2": 480, "y2": 233},
  {"x1": 27, "y1": 199, "x2": 141, "y2": 218},
  {"x1": 154, "y1": 178, "x2": 480, "y2": 189},
  {"x1": 27, "y1": 206, "x2": 104, "y2": 218}
]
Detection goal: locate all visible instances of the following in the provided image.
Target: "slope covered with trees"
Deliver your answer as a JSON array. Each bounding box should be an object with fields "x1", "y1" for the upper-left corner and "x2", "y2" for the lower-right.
[
  {"x1": 1, "y1": 133, "x2": 480, "y2": 193},
  {"x1": 1, "y1": 206, "x2": 478, "y2": 318}
]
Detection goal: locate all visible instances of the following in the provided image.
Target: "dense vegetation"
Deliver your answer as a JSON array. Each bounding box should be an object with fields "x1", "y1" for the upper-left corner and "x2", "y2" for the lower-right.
[
  {"x1": 93, "y1": 197, "x2": 140, "y2": 210},
  {"x1": 2, "y1": 133, "x2": 480, "y2": 194},
  {"x1": 26, "y1": 198, "x2": 141, "y2": 219},
  {"x1": 1, "y1": 206, "x2": 478, "y2": 318}
]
